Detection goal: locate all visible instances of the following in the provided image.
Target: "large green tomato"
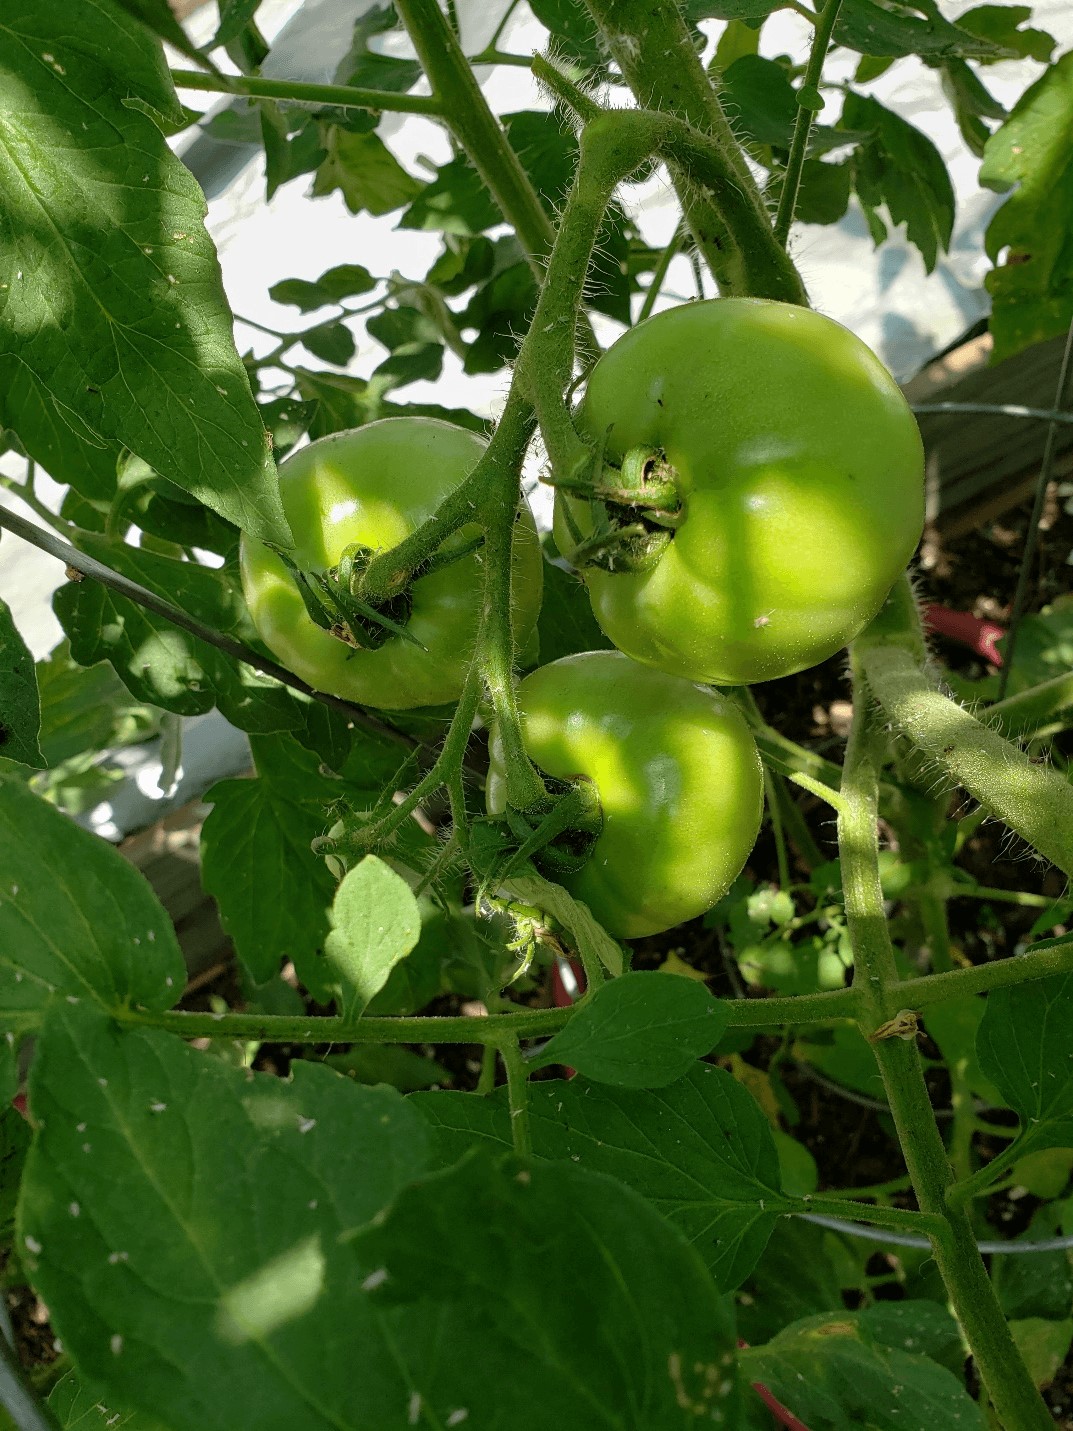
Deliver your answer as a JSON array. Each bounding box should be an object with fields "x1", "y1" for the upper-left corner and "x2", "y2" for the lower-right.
[
  {"x1": 554, "y1": 298, "x2": 925, "y2": 685},
  {"x1": 241, "y1": 418, "x2": 543, "y2": 709},
  {"x1": 487, "y1": 651, "x2": 763, "y2": 939}
]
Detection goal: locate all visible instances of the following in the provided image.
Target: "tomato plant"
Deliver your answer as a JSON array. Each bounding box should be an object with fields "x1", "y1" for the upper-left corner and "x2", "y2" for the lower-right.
[
  {"x1": 487, "y1": 651, "x2": 763, "y2": 937},
  {"x1": 1, "y1": 2, "x2": 1072, "y2": 1429},
  {"x1": 241, "y1": 418, "x2": 543, "y2": 709},
  {"x1": 554, "y1": 299, "x2": 926, "y2": 685}
]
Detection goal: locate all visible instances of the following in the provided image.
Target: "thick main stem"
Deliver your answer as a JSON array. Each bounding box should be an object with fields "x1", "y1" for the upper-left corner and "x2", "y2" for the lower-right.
[
  {"x1": 858, "y1": 580, "x2": 1073, "y2": 880},
  {"x1": 582, "y1": 0, "x2": 794, "y2": 299},
  {"x1": 474, "y1": 396, "x2": 546, "y2": 810},
  {"x1": 840, "y1": 658, "x2": 1051, "y2": 1431}
]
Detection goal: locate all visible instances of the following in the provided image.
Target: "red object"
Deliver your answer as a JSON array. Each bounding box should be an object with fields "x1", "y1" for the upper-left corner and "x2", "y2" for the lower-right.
[
  {"x1": 738, "y1": 1341, "x2": 813, "y2": 1431},
  {"x1": 923, "y1": 603, "x2": 1005, "y2": 667},
  {"x1": 551, "y1": 956, "x2": 586, "y2": 1009},
  {"x1": 550, "y1": 957, "x2": 586, "y2": 1080},
  {"x1": 752, "y1": 1382, "x2": 813, "y2": 1431},
  {"x1": 11, "y1": 1092, "x2": 27, "y2": 1119}
]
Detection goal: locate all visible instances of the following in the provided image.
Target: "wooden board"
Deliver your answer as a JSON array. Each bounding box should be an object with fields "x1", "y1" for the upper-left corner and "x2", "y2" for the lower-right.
[{"x1": 905, "y1": 332, "x2": 1073, "y2": 538}]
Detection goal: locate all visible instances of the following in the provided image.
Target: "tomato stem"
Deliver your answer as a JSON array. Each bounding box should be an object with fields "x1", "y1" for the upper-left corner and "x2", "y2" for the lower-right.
[
  {"x1": 773, "y1": 0, "x2": 845, "y2": 247},
  {"x1": 581, "y1": 0, "x2": 802, "y2": 300},
  {"x1": 839, "y1": 653, "x2": 1052, "y2": 1431},
  {"x1": 495, "y1": 1034, "x2": 533, "y2": 1156},
  {"x1": 169, "y1": 67, "x2": 445, "y2": 117},
  {"x1": 858, "y1": 578, "x2": 1073, "y2": 881}
]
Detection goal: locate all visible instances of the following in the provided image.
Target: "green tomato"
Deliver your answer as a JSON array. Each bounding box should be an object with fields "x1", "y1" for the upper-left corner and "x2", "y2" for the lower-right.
[
  {"x1": 487, "y1": 651, "x2": 763, "y2": 939},
  {"x1": 554, "y1": 298, "x2": 925, "y2": 685},
  {"x1": 241, "y1": 417, "x2": 543, "y2": 709}
]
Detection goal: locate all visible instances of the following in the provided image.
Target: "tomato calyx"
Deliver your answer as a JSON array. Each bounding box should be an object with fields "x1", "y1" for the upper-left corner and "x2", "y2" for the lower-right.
[
  {"x1": 500, "y1": 773, "x2": 604, "y2": 881},
  {"x1": 558, "y1": 444, "x2": 681, "y2": 575},
  {"x1": 273, "y1": 543, "x2": 424, "y2": 653}
]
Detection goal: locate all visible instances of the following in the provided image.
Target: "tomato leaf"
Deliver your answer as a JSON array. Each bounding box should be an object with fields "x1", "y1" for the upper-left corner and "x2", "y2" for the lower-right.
[
  {"x1": 325, "y1": 856, "x2": 422, "y2": 1018},
  {"x1": 982, "y1": 52, "x2": 1073, "y2": 363},
  {"x1": 0, "y1": 773, "x2": 184, "y2": 1032},
  {"x1": 742, "y1": 1306, "x2": 987, "y2": 1430},
  {"x1": 355, "y1": 1147, "x2": 742, "y2": 1425},
  {"x1": 398, "y1": 157, "x2": 501, "y2": 236},
  {"x1": 312, "y1": 128, "x2": 421, "y2": 216},
  {"x1": 844, "y1": 93, "x2": 955, "y2": 272},
  {"x1": 108, "y1": 0, "x2": 214, "y2": 69},
  {"x1": 722, "y1": 56, "x2": 798, "y2": 148},
  {"x1": 294, "y1": 368, "x2": 487, "y2": 439},
  {"x1": 0, "y1": 0, "x2": 290, "y2": 545},
  {"x1": 498, "y1": 868, "x2": 624, "y2": 978},
  {"x1": 333, "y1": 3, "x2": 420, "y2": 96},
  {"x1": 834, "y1": 0, "x2": 1010, "y2": 59},
  {"x1": 201, "y1": 741, "x2": 337, "y2": 989},
  {"x1": 300, "y1": 321, "x2": 357, "y2": 368},
  {"x1": 977, "y1": 972, "x2": 1073, "y2": 1155},
  {"x1": 20, "y1": 1002, "x2": 434, "y2": 1431},
  {"x1": 530, "y1": 970, "x2": 729, "y2": 1086},
  {"x1": 0, "y1": 599, "x2": 44, "y2": 769},
  {"x1": 212, "y1": 0, "x2": 264, "y2": 50},
  {"x1": 413, "y1": 1061, "x2": 789, "y2": 1289},
  {"x1": 529, "y1": 0, "x2": 610, "y2": 77},
  {"x1": 535, "y1": 559, "x2": 614, "y2": 665},
  {"x1": 50, "y1": 1371, "x2": 165, "y2": 1430},
  {"x1": 994, "y1": 1201, "x2": 1073, "y2": 1321},
  {"x1": 684, "y1": 0, "x2": 783, "y2": 20},
  {"x1": 957, "y1": 5, "x2": 1054, "y2": 64},
  {"x1": 51, "y1": 534, "x2": 307, "y2": 734}
]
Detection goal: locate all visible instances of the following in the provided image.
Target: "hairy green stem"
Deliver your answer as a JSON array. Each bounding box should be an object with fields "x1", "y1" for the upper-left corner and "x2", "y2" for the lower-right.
[
  {"x1": 171, "y1": 67, "x2": 443, "y2": 115},
  {"x1": 582, "y1": 0, "x2": 802, "y2": 300},
  {"x1": 799, "y1": 1194, "x2": 944, "y2": 1237},
  {"x1": 998, "y1": 317, "x2": 1073, "y2": 698},
  {"x1": 531, "y1": 52, "x2": 603, "y2": 124},
  {"x1": 948, "y1": 1139, "x2": 1028, "y2": 1208},
  {"x1": 840, "y1": 654, "x2": 1051, "y2": 1431},
  {"x1": 346, "y1": 668, "x2": 484, "y2": 854},
  {"x1": 358, "y1": 470, "x2": 482, "y2": 605},
  {"x1": 474, "y1": 397, "x2": 546, "y2": 810},
  {"x1": 899, "y1": 936, "x2": 1073, "y2": 1013},
  {"x1": 518, "y1": 107, "x2": 804, "y2": 489},
  {"x1": 858, "y1": 579, "x2": 1073, "y2": 879},
  {"x1": 0, "y1": 473, "x2": 70, "y2": 536},
  {"x1": 955, "y1": 883, "x2": 1055, "y2": 910},
  {"x1": 772, "y1": 775, "x2": 824, "y2": 869},
  {"x1": 115, "y1": 1004, "x2": 570, "y2": 1045},
  {"x1": 773, "y1": 0, "x2": 844, "y2": 245},
  {"x1": 722, "y1": 987, "x2": 860, "y2": 1027},
  {"x1": 765, "y1": 772, "x2": 792, "y2": 891},
  {"x1": 496, "y1": 1034, "x2": 533, "y2": 1155}
]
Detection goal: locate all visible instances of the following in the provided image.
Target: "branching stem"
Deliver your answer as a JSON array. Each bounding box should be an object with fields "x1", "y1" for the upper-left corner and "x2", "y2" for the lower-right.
[
  {"x1": 774, "y1": 0, "x2": 844, "y2": 245},
  {"x1": 171, "y1": 68, "x2": 443, "y2": 116},
  {"x1": 839, "y1": 650, "x2": 1051, "y2": 1431}
]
